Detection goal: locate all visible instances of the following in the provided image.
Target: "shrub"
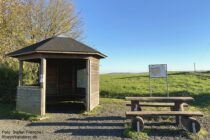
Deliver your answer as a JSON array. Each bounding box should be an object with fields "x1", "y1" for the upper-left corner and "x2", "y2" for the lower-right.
[
  {"x1": 0, "y1": 62, "x2": 38, "y2": 103},
  {"x1": 0, "y1": 64, "x2": 18, "y2": 103}
]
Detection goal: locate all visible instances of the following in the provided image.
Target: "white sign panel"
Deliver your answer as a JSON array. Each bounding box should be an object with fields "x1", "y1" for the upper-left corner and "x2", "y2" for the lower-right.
[
  {"x1": 77, "y1": 69, "x2": 87, "y2": 88},
  {"x1": 149, "y1": 64, "x2": 167, "y2": 78}
]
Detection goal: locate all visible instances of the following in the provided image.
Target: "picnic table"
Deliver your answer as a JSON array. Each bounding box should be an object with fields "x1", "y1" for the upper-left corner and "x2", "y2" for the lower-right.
[
  {"x1": 125, "y1": 96, "x2": 203, "y2": 133},
  {"x1": 125, "y1": 96, "x2": 194, "y2": 111}
]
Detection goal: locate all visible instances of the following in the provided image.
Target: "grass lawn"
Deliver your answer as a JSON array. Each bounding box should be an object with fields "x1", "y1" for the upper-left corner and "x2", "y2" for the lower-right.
[
  {"x1": 0, "y1": 103, "x2": 39, "y2": 120},
  {"x1": 100, "y1": 72, "x2": 210, "y2": 114},
  {"x1": 1, "y1": 71, "x2": 209, "y2": 119}
]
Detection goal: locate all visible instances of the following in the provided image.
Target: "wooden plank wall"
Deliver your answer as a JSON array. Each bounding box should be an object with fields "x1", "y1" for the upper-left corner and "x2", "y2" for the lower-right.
[
  {"x1": 46, "y1": 60, "x2": 76, "y2": 96},
  {"x1": 46, "y1": 59, "x2": 86, "y2": 97},
  {"x1": 16, "y1": 86, "x2": 42, "y2": 115},
  {"x1": 89, "y1": 57, "x2": 100, "y2": 110},
  {"x1": 46, "y1": 61, "x2": 57, "y2": 95}
]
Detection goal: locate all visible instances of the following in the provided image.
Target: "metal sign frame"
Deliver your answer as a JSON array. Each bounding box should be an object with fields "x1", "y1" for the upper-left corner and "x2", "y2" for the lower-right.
[{"x1": 149, "y1": 64, "x2": 169, "y2": 97}]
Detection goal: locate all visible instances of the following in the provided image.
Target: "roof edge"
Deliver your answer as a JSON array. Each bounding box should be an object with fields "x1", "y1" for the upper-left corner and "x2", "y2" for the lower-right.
[{"x1": 8, "y1": 51, "x2": 107, "y2": 58}]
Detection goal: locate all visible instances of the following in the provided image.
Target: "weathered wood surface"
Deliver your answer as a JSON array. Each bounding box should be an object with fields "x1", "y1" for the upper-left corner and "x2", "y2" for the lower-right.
[
  {"x1": 16, "y1": 86, "x2": 42, "y2": 115},
  {"x1": 170, "y1": 102, "x2": 189, "y2": 124},
  {"x1": 89, "y1": 57, "x2": 100, "y2": 110},
  {"x1": 46, "y1": 61, "x2": 57, "y2": 95},
  {"x1": 131, "y1": 116, "x2": 144, "y2": 132},
  {"x1": 86, "y1": 59, "x2": 90, "y2": 111},
  {"x1": 17, "y1": 53, "x2": 91, "y2": 61},
  {"x1": 181, "y1": 117, "x2": 201, "y2": 133},
  {"x1": 125, "y1": 97, "x2": 194, "y2": 102},
  {"x1": 46, "y1": 59, "x2": 86, "y2": 96},
  {"x1": 126, "y1": 97, "x2": 192, "y2": 125},
  {"x1": 126, "y1": 102, "x2": 176, "y2": 107},
  {"x1": 131, "y1": 101, "x2": 141, "y2": 111},
  {"x1": 126, "y1": 111, "x2": 203, "y2": 117},
  {"x1": 40, "y1": 58, "x2": 46, "y2": 116},
  {"x1": 127, "y1": 103, "x2": 188, "y2": 109}
]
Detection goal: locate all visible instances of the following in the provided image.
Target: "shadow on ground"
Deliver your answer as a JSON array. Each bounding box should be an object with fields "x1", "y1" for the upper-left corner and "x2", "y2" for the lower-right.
[
  {"x1": 146, "y1": 127, "x2": 186, "y2": 137},
  {"x1": 27, "y1": 115, "x2": 188, "y2": 138},
  {"x1": 28, "y1": 116, "x2": 125, "y2": 137},
  {"x1": 55, "y1": 128, "x2": 125, "y2": 137},
  {"x1": 192, "y1": 93, "x2": 210, "y2": 109},
  {"x1": 46, "y1": 102, "x2": 86, "y2": 114},
  {"x1": 67, "y1": 116, "x2": 125, "y2": 121},
  {"x1": 144, "y1": 122, "x2": 187, "y2": 138}
]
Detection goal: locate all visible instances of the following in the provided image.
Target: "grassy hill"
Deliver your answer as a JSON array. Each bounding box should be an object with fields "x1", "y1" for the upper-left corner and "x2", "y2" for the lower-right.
[{"x1": 100, "y1": 72, "x2": 210, "y2": 114}]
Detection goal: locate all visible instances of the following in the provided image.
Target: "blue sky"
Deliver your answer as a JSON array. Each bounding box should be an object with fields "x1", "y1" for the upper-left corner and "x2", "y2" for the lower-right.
[{"x1": 74, "y1": 0, "x2": 210, "y2": 73}]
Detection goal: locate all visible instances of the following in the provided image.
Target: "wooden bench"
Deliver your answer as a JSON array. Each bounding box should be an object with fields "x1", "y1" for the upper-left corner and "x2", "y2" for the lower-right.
[
  {"x1": 126, "y1": 111, "x2": 203, "y2": 133},
  {"x1": 126, "y1": 102, "x2": 188, "y2": 109},
  {"x1": 126, "y1": 97, "x2": 193, "y2": 124},
  {"x1": 126, "y1": 102, "x2": 175, "y2": 107},
  {"x1": 125, "y1": 97, "x2": 193, "y2": 111}
]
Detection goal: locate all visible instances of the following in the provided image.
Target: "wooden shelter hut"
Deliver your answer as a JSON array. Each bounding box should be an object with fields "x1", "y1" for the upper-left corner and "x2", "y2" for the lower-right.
[{"x1": 8, "y1": 36, "x2": 106, "y2": 115}]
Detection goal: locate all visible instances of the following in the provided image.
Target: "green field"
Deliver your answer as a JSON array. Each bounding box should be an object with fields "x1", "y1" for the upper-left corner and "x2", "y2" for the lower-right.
[{"x1": 100, "y1": 72, "x2": 210, "y2": 114}]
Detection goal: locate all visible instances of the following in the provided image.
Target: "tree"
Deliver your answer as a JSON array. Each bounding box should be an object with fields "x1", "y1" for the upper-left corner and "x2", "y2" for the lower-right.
[
  {"x1": 0, "y1": 0, "x2": 82, "y2": 63},
  {"x1": 0, "y1": 0, "x2": 83, "y2": 103},
  {"x1": 0, "y1": 0, "x2": 28, "y2": 63},
  {"x1": 24, "y1": 0, "x2": 82, "y2": 43}
]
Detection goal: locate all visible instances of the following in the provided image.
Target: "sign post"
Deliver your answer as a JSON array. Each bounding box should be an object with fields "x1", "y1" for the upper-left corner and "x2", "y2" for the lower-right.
[{"x1": 149, "y1": 64, "x2": 169, "y2": 97}]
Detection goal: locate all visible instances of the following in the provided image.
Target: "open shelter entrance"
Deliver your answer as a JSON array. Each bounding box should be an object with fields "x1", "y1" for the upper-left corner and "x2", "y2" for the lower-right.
[
  {"x1": 8, "y1": 36, "x2": 106, "y2": 115},
  {"x1": 46, "y1": 59, "x2": 87, "y2": 102},
  {"x1": 46, "y1": 59, "x2": 87, "y2": 113}
]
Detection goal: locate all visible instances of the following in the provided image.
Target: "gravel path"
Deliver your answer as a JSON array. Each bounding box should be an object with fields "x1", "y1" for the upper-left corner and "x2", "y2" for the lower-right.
[{"x1": 0, "y1": 99, "x2": 209, "y2": 140}]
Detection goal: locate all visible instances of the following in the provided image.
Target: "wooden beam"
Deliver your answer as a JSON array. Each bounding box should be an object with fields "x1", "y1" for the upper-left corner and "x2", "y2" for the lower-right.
[
  {"x1": 18, "y1": 60, "x2": 23, "y2": 86},
  {"x1": 86, "y1": 59, "x2": 90, "y2": 111},
  {"x1": 125, "y1": 97, "x2": 194, "y2": 102},
  {"x1": 126, "y1": 102, "x2": 176, "y2": 107},
  {"x1": 40, "y1": 58, "x2": 46, "y2": 116},
  {"x1": 43, "y1": 54, "x2": 90, "y2": 59},
  {"x1": 126, "y1": 111, "x2": 203, "y2": 117},
  {"x1": 17, "y1": 53, "x2": 91, "y2": 61},
  {"x1": 18, "y1": 53, "x2": 41, "y2": 61},
  {"x1": 11, "y1": 51, "x2": 106, "y2": 58}
]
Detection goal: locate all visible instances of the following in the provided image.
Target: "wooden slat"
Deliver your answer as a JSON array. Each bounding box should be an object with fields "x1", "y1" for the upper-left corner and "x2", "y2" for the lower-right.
[
  {"x1": 126, "y1": 103, "x2": 188, "y2": 107},
  {"x1": 126, "y1": 102, "x2": 175, "y2": 107},
  {"x1": 46, "y1": 61, "x2": 57, "y2": 95},
  {"x1": 125, "y1": 97, "x2": 194, "y2": 102},
  {"x1": 126, "y1": 111, "x2": 203, "y2": 117},
  {"x1": 89, "y1": 57, "x2": 100, "y2": 110}
]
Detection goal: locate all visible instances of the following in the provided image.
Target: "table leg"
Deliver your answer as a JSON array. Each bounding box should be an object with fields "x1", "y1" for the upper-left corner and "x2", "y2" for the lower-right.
[
  {"x1": 131, "y1": 101, "x2": 141, "y2": 111},
  {"x1": 173, "y1": 101, "x2": 182, "y2": 126}
]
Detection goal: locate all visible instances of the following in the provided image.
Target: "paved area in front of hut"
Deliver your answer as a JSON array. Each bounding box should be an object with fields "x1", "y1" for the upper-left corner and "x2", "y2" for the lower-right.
[{"x1": 0, "y1": 98, "x2": 209, "y2": 140}]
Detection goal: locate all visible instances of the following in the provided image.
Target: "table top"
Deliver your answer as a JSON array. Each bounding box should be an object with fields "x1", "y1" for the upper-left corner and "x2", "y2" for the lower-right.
[
  {"x1": 125, "y1": 97, "x2": 194, "y2": 102},
  {"x1": 126, "y1": 111, "x2": 203, "y2": 117}
]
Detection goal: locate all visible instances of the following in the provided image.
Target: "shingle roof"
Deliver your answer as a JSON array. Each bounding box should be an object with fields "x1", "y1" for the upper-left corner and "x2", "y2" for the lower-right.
[{"x1": 8, "y1": 37, "x2": 106, "y2": 58}]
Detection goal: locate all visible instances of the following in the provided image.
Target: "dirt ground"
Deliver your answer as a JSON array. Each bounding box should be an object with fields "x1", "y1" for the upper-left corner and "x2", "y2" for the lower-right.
[{"x1": 0, "y1": 99, "x2": 209, "y2": 140}]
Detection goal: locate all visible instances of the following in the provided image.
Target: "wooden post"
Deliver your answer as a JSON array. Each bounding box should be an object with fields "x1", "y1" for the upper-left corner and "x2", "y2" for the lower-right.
[
  {"x1": 131, "y1": 101, "x2": 141, "y2": 111},
  {"x1": 40, "y1": 58, "x2": 46, "y2": 116},
  {"x1": 86, "y1": 59, "x2": 90, "y2": 111},
  {"x1": 18, "y1": 60, "x2": 23, "y2": 86},
  {"x1": 173, "y1": 101, "x2": 182, "y2": 125},
  {"x1": 131, "y1": 116, "x2": 144, "y2": 132}
]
